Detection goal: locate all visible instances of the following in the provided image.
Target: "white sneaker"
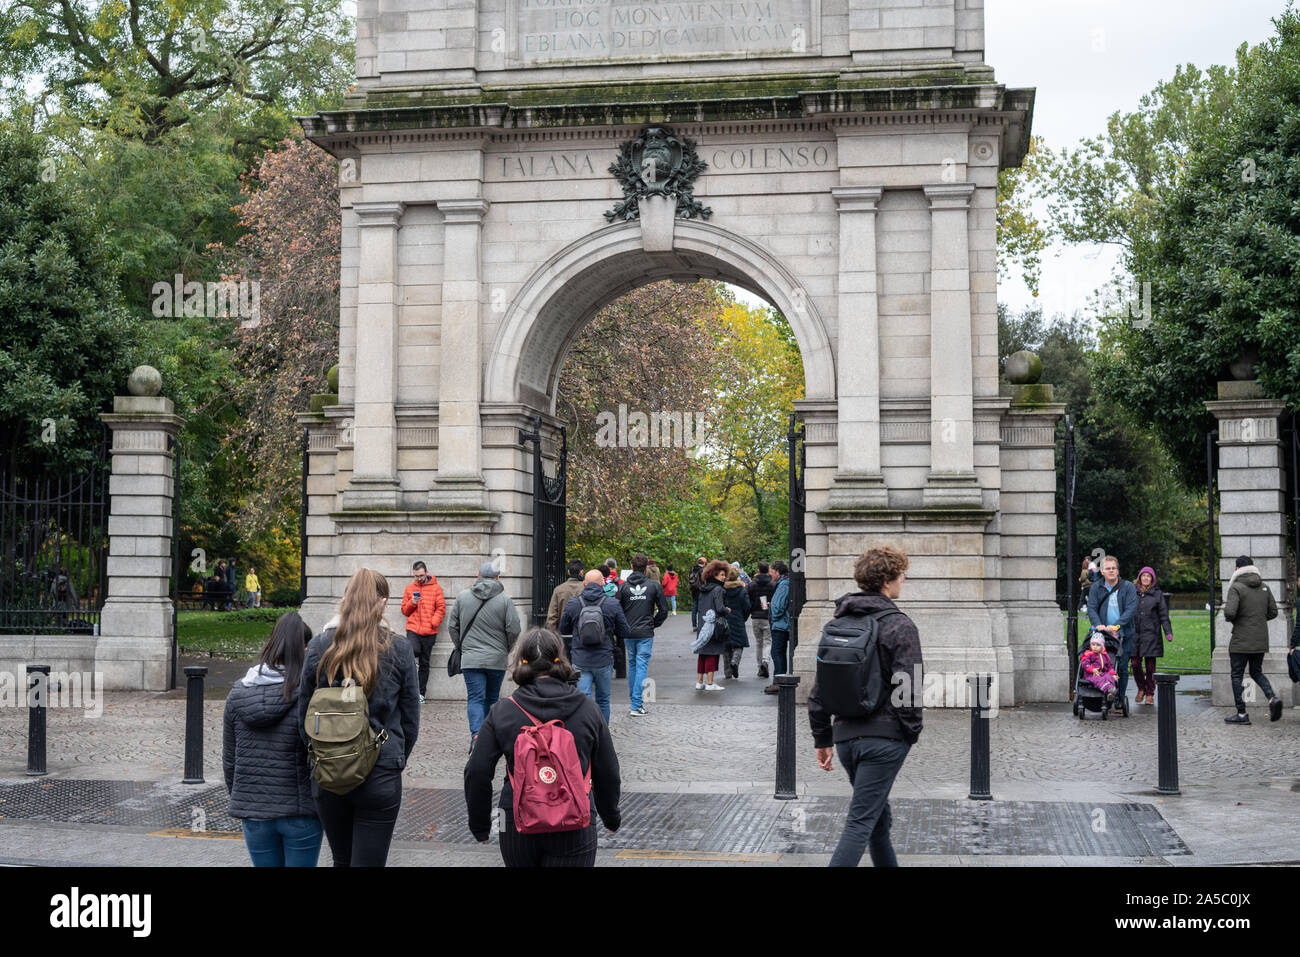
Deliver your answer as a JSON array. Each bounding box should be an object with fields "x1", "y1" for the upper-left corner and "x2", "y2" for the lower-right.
[
  {"x1": 705, "y1": 683, "x2": 725, "y2": 691},
  {"x1": 419, "y1": 695, "x2": 425, "y2": 704},
  {"x1": 629, "y1": 707, "x2": 648, "y2": 716},
  {"x1": 695, "y1": 682, "x2": 704, "y2": 690}
]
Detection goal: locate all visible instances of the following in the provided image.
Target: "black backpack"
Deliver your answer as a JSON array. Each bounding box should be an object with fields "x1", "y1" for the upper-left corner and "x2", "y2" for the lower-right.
[
  {"x1": 577, "y1": 595, "x2": 607, "y2": 648},
  {"x1": 814, "y1": 609, "x2": 900, "y2": 718}
]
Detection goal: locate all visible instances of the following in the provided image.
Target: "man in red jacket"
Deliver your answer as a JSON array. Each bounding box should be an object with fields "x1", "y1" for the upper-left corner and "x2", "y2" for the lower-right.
[{"x1": 401, "y1": 561, "x2": 446, "y2": 702}]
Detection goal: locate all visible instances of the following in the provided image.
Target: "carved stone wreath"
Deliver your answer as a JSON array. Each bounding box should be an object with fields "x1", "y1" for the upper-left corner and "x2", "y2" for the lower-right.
[{"x1": 605, "y1": 125, "x2": 712, "y2": 223}]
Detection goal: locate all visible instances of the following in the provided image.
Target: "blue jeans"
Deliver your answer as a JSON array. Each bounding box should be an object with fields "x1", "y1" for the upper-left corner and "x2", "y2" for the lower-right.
[
  {"x1": 669, "y1": 596, "x2": 677, "y2": 613},
  {"x1": 577, "y1": 665, "x2": 613, "y2": 723},
  {"x1": 625, "y1": 637, "x2": 654, "y2": 710},
  {"x1": 1115, "y1": 638, "x2": 1132, "y2": 703},
  {"x1": 770, "y1": 628, "x2": 790, "y2": 677},
  {"x1": 241, "y1": 815, "x2": 323, "y2": 867},
  {"x1": 464, "y1": 668, "x2": 505, "y2": 736},
  {"x1": 691, "y1": 593, "x2": 700, "y2": 629},
  {"x1": 829, "y1": 736, "x2": 911, "y2": 867}
]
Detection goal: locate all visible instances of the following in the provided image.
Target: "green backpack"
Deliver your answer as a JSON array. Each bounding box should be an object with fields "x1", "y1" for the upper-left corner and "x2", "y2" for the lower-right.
[{"x1": 303, "y1": 678, "x2": 389, "y2": 795}]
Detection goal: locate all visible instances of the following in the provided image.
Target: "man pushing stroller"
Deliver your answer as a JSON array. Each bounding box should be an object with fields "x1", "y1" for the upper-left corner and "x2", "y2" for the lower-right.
[{"x1": 1086, "y1": 555, "x2": 1137, "y2": 715}]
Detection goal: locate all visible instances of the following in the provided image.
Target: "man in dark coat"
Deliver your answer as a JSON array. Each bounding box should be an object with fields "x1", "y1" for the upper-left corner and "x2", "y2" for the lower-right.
[
  {"x1": 688, "y1": 556, "x2": 707, "y2": 631},
  {"x1": 560, "y1": 570, "x2": 630, "y2": 723},
  {"x1": 1223, "y1": 555, "x2": 1283, "y2": 724},
  {"x1": 808, "y1": 545, "x2": 922, "y2": 868},
  {"x1": 747, "y1": 562, "x2": 776, "y2": 679}
]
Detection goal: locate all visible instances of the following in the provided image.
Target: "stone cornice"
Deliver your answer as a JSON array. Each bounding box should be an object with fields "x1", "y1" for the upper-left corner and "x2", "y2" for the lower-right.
[{"x1": 298, "y1": 82, "x2": 1034, "y2": 161}]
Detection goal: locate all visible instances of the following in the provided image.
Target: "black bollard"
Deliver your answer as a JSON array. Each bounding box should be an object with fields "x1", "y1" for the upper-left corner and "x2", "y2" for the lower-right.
[
  {"x1": 968, "y1": 673, "x2": 992, "y2": 801},
  {"x1": 26, "y1": 665, "x2": 50, "y2": 776},
  {"x1": 1155, "y1": 673, "x2": 1181, "y2": 795},
  {"x1": 182, "y1": 665, "x2": 208, "y2": 784},
  {"x1": 774, "y1": 674, "x2": 801, "y2": 800}
]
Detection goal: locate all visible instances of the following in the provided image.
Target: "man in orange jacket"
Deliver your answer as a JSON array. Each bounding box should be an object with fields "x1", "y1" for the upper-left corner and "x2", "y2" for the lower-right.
[{"x1": 401, "y1": 561, "x2": 446, "y2": 702}]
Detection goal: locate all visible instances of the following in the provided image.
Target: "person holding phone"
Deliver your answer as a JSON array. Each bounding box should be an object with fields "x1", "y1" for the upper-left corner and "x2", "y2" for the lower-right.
[{"x1": 401, "y1": 560, "x2": 446, "y2": 703}]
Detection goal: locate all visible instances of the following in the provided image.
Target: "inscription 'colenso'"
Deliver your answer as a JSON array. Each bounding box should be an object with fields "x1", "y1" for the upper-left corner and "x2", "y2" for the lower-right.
[{"x1": 492, "y1": 145, "x2": 832, "y2": 179}]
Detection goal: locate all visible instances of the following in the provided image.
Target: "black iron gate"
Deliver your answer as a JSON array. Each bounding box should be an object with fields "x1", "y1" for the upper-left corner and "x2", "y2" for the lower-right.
[
  {"x1": 0, "y1": 437, "x2": 110, "y2": 635},
  {"x1": 520, "y1": 417, "x2": 568, "y2": 626},
  {"x1": 787, "y1": 414, "x2": 806, "y2": 667}
]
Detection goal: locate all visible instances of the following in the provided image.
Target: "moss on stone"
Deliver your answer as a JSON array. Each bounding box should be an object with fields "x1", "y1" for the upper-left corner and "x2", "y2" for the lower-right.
[{"x1": 307, "y1": 71, "x2": 1005, "y2": 134}]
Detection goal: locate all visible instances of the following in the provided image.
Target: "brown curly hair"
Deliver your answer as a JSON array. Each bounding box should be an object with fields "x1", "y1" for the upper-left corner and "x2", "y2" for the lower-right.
[
  {"x1": 854, "y1": 547, "x2": 909, "y2": 592},
  {"x1": 701, "y1": 559, "x2": 730, "y2": 584}
]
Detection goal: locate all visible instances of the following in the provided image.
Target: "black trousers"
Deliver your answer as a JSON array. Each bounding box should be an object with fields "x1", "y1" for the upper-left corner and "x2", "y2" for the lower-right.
[
  {"x1": 313, "y1": 766, "x2": 403, "y2": 867},
  {"x1": 1229, "y1": 652, "x2": 1276, "y2": 712},
  {"x1": 498, "y1": 808, "x2": 598, "y2": 868},
  {"x1": 406, "y1": 629, "x2": 434, "y2": 695}
]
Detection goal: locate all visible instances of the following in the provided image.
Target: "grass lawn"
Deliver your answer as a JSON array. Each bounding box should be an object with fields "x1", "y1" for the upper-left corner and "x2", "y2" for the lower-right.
[
  {"x1": 1066, "y1": 611, "x2": 1213, "y2": 672},
  {"x1": 177, "y1": 609, "x2": 290, "y2": 657}
]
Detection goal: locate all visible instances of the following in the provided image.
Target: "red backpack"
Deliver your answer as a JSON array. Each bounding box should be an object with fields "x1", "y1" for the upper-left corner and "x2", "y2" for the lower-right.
[{"x1": 507, "y1": 698, "x2": 592, "y2": 834}]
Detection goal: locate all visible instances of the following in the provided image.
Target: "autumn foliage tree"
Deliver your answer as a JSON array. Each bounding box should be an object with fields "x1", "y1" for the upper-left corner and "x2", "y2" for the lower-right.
[
  {"x1": 218, "y1": 132, "x2": 339, "y2": 553},
  {"x1": 556, "y1": 280, "x2": 731, "y2": 564}
]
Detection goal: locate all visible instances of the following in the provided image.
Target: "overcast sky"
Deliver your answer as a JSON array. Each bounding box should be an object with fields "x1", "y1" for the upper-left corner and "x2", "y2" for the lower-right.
[
  {"x1": 987, "y1": 0, "x2": 1288, "y2": 315},
  {"x1": 731, "y1": 1, "x2": 1287, "y2": 319}
]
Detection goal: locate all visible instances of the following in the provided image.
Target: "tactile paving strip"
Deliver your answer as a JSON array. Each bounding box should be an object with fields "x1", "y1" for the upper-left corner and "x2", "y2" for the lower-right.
[{"x1": 0, "y1": 780, "x2": 1189, "y2": 856}]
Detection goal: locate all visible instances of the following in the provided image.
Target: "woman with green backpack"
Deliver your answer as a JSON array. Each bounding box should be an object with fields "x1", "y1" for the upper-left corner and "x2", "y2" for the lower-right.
[{"x1": 298, "y1": 568, "x2": 420, "y2": 867}]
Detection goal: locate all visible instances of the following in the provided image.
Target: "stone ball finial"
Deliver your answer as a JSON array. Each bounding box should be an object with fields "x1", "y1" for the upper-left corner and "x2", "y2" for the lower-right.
[
  {"x1": 127, "y1": 365, "x2": 163, "y2": 397},
  {"x1": 1005, "y1": 350, "x2": 1043, "y2": 385},
  {"x1": 1229, "y1": 346, "x2": 1259, "y2": 382},
  {"x1": 327, "y1": 364, "x2": 340, "y2": 392}
]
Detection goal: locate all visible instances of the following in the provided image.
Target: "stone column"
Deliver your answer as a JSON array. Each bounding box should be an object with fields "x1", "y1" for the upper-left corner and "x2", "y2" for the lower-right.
[
  {"x1": 96, "y1": 368, "x2": 183, "y2": 691},
  {"x1": 343, "y1": 201, "x2": 404, "y2": 510},
  {"x1": 827, "y1": 186, "x2": 888, "y2": 508},
  {"x1": 923, "y1": 183, "x2": 980, "y2": 508},
  {"x1": 1205, "y1": 382, "x2": 1295, "y2": 708},
  {"x1": 998, "y1": 358, "x2": 1067, "y2": 703},
  {"x1": 431, "y1": 197, "x2": 490, "y2": 509}
]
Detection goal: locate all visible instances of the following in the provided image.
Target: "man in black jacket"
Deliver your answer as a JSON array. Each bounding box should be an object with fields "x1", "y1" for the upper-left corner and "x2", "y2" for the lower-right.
[
  {"x1": 559, "y1": 571, "x2": 631, "y2": 723},
  {"x1": 617, "y1": 553, "x2": 670, "y2": 716},
  {"x1": 747, "y1": 562, "x2": 776, "y2": 679},
  {"x1": 808, "y1": 546, "x2": 923, "y2": 868},
  {"x1": 688, "y1": 556, "x2": 707, "y2": 631}
]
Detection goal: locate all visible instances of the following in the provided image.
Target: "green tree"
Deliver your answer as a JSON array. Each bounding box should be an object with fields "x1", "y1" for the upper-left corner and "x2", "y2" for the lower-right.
[
  {"x1": 996, "y1": 135, "x2": 1052, "y2": 296},
  {"x1": 0, "y1": 121, "x2": 134, "y2": 476},
  {"x1": 2, "y1": 0, "x2": 351, "y2": 141},
  {"x1": 1095, "y1": 8, "x2": 1300, "y2": 486},
  {"x1": 557, "y1": 280, "x2": 728, "y2": 559},
  {"x1": 704, "y1": 301, "x2": 804, "y2": 567},
  {"x1": 999, "y1": 306, "x2": 1205, "y2": 597}
]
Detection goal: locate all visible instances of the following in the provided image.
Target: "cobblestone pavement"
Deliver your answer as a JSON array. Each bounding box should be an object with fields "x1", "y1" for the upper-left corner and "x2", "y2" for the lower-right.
[{"x1": 0, "y1": 614, "x2": 1296, "y2": 865}]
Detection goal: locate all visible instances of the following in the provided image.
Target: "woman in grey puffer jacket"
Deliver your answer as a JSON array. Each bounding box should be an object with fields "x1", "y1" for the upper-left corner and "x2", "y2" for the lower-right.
[{"x1": 223, "y1": 612, "x2": 322, "y2": 866}]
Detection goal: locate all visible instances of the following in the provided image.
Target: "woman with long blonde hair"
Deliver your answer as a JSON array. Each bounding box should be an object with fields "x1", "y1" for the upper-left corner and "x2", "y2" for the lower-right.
[{"x1": 297, "y1": 568, "x2": 419, "y2": 866}]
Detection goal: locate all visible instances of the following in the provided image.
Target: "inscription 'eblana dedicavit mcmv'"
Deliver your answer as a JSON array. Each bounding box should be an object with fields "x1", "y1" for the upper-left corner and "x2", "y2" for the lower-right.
[{"x1": 511, "y1": 0, "x2": 815, "y2": 63}]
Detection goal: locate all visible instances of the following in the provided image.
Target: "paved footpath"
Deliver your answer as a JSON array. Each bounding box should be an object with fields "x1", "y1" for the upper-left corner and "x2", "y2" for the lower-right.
[{"x1": 0, "y1": 614, "x2": 1296, "y2": 866}]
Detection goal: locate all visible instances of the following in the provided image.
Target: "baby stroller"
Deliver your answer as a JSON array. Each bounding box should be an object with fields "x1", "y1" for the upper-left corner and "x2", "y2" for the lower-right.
[{"x1": 1073, "y1": 628, "x2": 1130, "y2": 720}]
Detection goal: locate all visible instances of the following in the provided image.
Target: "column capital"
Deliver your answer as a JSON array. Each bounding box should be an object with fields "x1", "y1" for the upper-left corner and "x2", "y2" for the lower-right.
[
  {"x1": 353, "y1": 201, "x2": 405, "y2": 228},
  {"x1": 923, "y1": 183, "x2": 976, "y2": 209},
  {"x1": 830, "y1": 185, "x2": 883, "y2": 212},
  {"x1": 439, "y1": 197, "x2": 490, "y2": 224}
]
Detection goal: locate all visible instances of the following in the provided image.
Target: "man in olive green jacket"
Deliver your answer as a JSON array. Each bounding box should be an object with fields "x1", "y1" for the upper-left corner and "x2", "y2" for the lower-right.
[{"x1": 1223, "y1": 555, "x2": 1284, "y2": 724}]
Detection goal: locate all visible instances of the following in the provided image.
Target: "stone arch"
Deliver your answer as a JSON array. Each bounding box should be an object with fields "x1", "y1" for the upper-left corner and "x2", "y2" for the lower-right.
[{"x1": 484, "y1": 219, "x2": 835, "y2": 411}]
